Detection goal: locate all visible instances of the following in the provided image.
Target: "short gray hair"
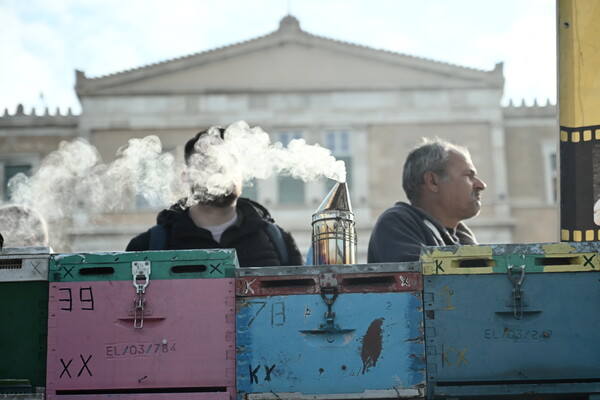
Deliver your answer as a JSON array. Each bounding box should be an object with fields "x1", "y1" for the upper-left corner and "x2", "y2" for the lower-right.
[{"x1": 402, "y1": 137, "x2": 470, "y2": 202}]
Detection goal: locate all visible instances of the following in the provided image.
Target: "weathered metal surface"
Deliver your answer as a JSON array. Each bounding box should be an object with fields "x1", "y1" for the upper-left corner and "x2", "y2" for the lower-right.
[
  {"x1": 0, "y1": 246, "x2": 50, "y2": 281},
  {"x1": 236, "y1": 269, "x2": 422, "y2": 297},
  {"x1": 236, "y1": 263, "x2": 425, "y2": 399},
  {"x1": 50, "y1": 248, "x2": 239, "y2": 281},
  {"x1": 46, "y1": 250, "x2": 236, "y2": 397},
  {"x1": 0, "y1": 248, "x2": 51, "y2": 389},
  {"x1": 238, "y1": 262, "x2": 422, "y2": 276},
  {"x1": 423, "y1": 242, "x2": 600, "y2": 398},
  {"x1": 422, "y1": 241, "x2": 599, "y2": 275}
]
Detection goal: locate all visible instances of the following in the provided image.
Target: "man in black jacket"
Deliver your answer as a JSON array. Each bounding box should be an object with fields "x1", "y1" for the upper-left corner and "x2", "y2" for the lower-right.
[
  {"x1": 368, "y1": 137, "x2": 486, "y2": 263},
  {"x1": 127, "y1": 127, "x2": 303, "y2": 267}
]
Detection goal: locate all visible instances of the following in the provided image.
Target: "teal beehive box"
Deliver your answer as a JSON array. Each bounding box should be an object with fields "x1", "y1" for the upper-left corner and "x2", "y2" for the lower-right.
[
  {"x1": 422, "y1": 242, "x2": 600, "y2": 399},
  {"x1": 236, "y1": 263, "x2": 426, "y2": 399}
]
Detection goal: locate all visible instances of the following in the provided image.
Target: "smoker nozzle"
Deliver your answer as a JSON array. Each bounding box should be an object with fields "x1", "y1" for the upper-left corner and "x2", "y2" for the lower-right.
[{"x1": 311, "y1": 181, "x2": 357, "y2": 265}]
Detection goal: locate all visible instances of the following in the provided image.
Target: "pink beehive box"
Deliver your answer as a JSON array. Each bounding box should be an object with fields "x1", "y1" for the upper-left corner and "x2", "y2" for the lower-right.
[
  {"x1": 46, "y1": 394, "x2": 229, "y2": 400},
  {"x1": 45, "y1": 250, "x2": 238, "y2": 399}
]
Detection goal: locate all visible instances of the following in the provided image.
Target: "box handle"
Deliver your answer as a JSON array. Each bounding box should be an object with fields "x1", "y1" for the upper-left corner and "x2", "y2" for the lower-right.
[
  {"x1": 534, "y1": 256, "x2": 585, "y2": 268},
  {"x1": 170, "y1": 264, "x2": 207, "y2": 274},
  {"x1": 260, "y1": 278, "x2": 317, "y2": 289},
  {"x1": 457, "y1": 258, "x2": 494, "y2": 268},
  {"x1": 78, "y1": 266, "x2": 115, "y2": 276},
  {"x1": 339, "y1": 275, "x2": 397, "y2": 289}
]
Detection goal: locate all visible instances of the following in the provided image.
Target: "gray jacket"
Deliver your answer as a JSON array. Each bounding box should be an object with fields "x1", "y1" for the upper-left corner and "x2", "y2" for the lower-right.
[{"x1": 367, "y1": 202, "x2": 477, "y2": 263}]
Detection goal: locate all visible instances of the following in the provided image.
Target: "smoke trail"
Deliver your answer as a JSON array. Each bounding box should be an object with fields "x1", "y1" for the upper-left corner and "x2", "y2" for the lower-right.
[
  {"x1": 5, "y1": 136, "x2": 179, "y2": 249},
  {"x1": 4, "y1": 121, "x2": 346, "y2": 248},
  {"x1": 226, "y1": 121, "x2": 346, "y2": 183},
  {"x1": 8, "y1": 136, "x2": 177, "y2": 218}
]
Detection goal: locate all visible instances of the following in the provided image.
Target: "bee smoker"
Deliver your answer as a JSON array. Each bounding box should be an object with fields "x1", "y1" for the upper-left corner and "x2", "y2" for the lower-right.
[{"x1": 311, "y1": 181, "x2": 357, "y2": 265}]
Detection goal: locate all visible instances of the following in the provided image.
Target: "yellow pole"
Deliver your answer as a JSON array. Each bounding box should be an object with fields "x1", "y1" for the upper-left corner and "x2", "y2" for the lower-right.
[{"x1": 558, "y1": 0, "x2": 600, "y2": 242}]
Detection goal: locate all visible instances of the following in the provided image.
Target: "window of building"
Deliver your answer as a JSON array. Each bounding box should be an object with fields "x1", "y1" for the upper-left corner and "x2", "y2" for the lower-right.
[
  {"x1": 1, "y1": 162, "x2": 32, "y2": 202},
  {"x1": 277, "y1": 131, "x2": 305, "y2": 204},
  {"x1": 542, "y1": 141, "x2": 557, "y2": 204},
  {"x1": 242, "y1": 179, "x2": 258, "y2": 202}
]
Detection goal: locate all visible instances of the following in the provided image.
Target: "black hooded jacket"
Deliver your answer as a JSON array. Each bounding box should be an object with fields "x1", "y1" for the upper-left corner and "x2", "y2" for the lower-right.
[
  {"x1": 126, "y1": 198, "x2": 303, "y2": 267},
  {"x1": 367, "y1": 201, "x2": 477, "y2": 263}
]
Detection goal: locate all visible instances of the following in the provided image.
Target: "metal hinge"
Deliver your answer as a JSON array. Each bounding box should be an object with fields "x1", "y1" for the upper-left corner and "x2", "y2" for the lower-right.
[
  {"x1": 132, "y1": 261, "x2": 151, "y2": 329},
  {"x1": 506, "y1": 265, "x2": 526, "y2": 320},
  {"x1": 300, "y1": 273, "x2": 354, "y2": 342}
]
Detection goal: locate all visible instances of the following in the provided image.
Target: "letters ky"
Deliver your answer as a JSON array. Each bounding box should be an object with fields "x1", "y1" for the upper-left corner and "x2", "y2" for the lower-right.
[
  {"x1": 249, "y1": 364, "x2": 276, "y2": 384},
  {"x1": 60, "y1": 354, "x2": 93, "y2": 378}
]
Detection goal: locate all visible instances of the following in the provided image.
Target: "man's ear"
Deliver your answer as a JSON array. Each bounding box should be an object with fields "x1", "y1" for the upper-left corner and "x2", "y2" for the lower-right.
[{"x1": 423, "y1": 171, "x2": 440, "y2": 193}]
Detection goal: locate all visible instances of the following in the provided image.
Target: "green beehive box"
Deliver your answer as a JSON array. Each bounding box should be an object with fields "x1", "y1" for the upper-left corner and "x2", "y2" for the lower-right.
[
  {"x1": 0, "y1": 247, "x2": 51, "y2": 391},
  {"x1": 49, "y1": 248, "x2": 239, "y2": 282}
]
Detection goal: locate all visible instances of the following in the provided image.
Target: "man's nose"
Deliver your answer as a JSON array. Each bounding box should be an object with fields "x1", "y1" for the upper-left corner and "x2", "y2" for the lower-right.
[{"x1": 475, "y1": 177, "x2": 486, "y2": 191}]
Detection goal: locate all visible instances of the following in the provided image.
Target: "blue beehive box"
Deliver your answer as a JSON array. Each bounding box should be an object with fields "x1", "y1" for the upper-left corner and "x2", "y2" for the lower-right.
[
  {"x1": 422, "y1": 242, "x2": 600, "y2": 399},
  {"x1": 236, "y1": 263, "x2": 426, "y2": 399}
]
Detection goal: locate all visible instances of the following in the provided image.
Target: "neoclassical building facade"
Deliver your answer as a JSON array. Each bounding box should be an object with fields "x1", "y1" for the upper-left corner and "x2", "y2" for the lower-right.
[{"x1": 0, "y1": 16, "x2": 558, "y2": 261}]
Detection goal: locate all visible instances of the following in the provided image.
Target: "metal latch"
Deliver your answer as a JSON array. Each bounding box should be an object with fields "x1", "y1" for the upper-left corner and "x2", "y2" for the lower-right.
[
  {"x1": 300, "y1": 273, "x2": 354, "y2": 342},
  {"x1": 320, "y1": 286, "x2": 339, "y2": 338},
  {"x1": 507, "y1": 265, "x2": 525, "y2": 320},
  {"x1": 132, "y1": 261, "x2": 151, "y2": 329}
]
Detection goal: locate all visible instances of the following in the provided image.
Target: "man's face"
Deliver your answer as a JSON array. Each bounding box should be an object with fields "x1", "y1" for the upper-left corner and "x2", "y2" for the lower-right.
[
  {"x1": 436, "y1": 150, "x2": 486, "y2": 223},
  {"x1": 185, "y1": 134, "x2": 243, "y2": 207}
]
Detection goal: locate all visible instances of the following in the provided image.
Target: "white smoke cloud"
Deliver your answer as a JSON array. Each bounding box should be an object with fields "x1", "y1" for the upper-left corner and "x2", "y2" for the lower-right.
[
  {"x1": 225, "y1": 121, "x2": 346, "y2": 183},
  {"x1": 181, "y1": 121, "x2": 346, "y2": 206},
  {"x1": 8, "y1": 136, "x2": 178, "y2": 219}
]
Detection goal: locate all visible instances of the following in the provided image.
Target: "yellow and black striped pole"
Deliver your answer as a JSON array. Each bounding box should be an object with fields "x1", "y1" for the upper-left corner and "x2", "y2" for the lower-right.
[{"x1": 558, "y1": 0, "x2": 600, "y2": 242}]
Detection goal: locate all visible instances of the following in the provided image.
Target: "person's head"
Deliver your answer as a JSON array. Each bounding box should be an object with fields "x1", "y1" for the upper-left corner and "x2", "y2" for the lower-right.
[
  {"x1": 0, "y1": 204, "x2": 49, "y2": 247},
  {"x1": 402, "y1": 137, "x2": 486, "y2": 227},
  {"x1": 183, "y1": 126, "x2": 242, "y2": 208}
]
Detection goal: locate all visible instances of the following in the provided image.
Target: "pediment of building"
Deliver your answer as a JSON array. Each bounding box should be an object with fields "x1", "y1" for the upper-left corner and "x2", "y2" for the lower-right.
[{"x1": 76, "y1": 16, "x2": 503, "y2": 96}]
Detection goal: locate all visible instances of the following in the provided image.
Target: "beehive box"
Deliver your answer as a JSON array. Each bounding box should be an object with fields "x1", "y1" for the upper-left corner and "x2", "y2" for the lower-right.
[
  {"x1": 236, "y1": 263, "x2": 426, "y2": 399},
  {"x1": 0, "y1": 247, "x2": 51, "y2": 392},
  {"x1": 422, "y1": 242, "x2": 600, "y2": 399},
  {"x1": 45, "y1": 249, "x2": 238, "y2": 399},
  {"x1": 45, "y1": 394, "x2": 228, "y2": 400}
]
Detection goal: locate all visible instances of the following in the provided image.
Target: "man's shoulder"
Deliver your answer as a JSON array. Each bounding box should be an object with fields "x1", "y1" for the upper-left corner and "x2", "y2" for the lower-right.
[
  {"x1": 126, "y1": 230, "x2": 151, "y2": 251},
  {"x1": 125, "y1": 204, "x2": 184, "y2": 251},
  {"x1": 379, "y1": 202, "x2": 423, "y2": 221},
  {"x1": 237, "y1": 197, "x2": 274, "y2": 222}
]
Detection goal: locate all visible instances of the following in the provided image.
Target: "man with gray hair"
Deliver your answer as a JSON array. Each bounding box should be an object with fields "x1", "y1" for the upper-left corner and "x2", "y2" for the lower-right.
[{"x1": 368, "y1": 137, "x2": 486, "y2": 262}]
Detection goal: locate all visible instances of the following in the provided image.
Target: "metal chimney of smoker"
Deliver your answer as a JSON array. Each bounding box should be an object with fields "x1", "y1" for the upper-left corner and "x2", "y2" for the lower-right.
[{"x1": 311, "y1": 181, "x2": 357, "y2": 265}]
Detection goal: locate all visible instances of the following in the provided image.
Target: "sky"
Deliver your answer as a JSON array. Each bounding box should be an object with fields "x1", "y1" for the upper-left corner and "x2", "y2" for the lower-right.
[{"x1": 0, "y1": 0, "x2": 557, "y2": 116}]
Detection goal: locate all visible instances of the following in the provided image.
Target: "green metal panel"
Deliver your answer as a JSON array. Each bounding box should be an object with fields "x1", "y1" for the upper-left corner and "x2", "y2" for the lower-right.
[
  {"x1": 50, "y1": 249, "x2": 239, "y2": 282},
  {"x1": 0, "y1": 247, "x2": 51, "y2": 389},
  {"x1": 0, "y1": 282, "x2": 48, "y2": 388}
]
